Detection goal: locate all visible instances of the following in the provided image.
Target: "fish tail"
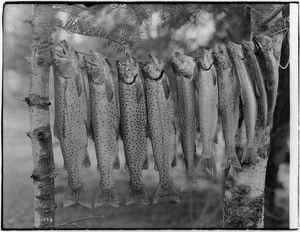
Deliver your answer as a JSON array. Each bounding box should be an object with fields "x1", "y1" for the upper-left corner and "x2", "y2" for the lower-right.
[
  {"x1": 171, "y1": 153, "x2": 177, "y2": 168},
  {"x1": 152, "y1": 178, "x2": 180, "y2": 205},
  {"x1": 181, "y1": 174, "x2": 198, "y2": 191},
  {"x1": 94, "y1": 185, "x2": 120, "y2": 208},
  {"x1": 213, "y1": 133, "x2": 218, "y2": 144},
  {"x1": 197, "y1": 152, "x2": 217, "y2": 175},
  {"x1": 241, "y1": 146, "x2": 257, "y2": 164},
  {"x1": 113, "y1": 156, "x2": 120, "y2": 170},
  {"x1": 193, "y1": 151, "x2": 200, "y2": 168},
  {"x1": 142, "y1": 153, "x2": 149, "y2": 170},
  {"x1": 125, "y1": 184, "x2": 150, "y2": 206},
  {"x1": 221, "y1": 147, "x2": 242, "y2": 171},
  {"x1": 82, "y1": 149, "x2": 91, "y2": 168},
  {"x1": 63, "y1": 183, "x2": 92, "y2": 209}
]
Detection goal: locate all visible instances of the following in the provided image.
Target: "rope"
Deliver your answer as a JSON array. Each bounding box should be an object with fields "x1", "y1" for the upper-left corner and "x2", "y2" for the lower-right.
[{"x1": 279, "y1": 29, "x2": 290, "y2": 70}]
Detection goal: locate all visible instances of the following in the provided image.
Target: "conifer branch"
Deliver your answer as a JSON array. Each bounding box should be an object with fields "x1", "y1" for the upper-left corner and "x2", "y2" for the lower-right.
[{"x1": 111, "y1": 4, "x2": 152, "y2": 26}]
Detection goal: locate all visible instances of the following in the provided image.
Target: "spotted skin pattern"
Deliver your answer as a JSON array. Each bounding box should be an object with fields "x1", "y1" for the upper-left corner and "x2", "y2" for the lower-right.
[
  {"x1": 52, "y1": 41, "x2": 91, "y2": 209},
  {"x1": 195, "y1": 48, "x2": 218, "y2": 175},
  {"x1": 84, "y1": 51, "x2": 120, "y2": 208},
  {"x1": 116, "y1": 53, "x2": 150, "y2": 206},
  {"x1": 212, "y1": 49, "x2": 242, "y2": 171},
  {"x1": 226, "y1": 42, "x2": 258, "y2": 164},
  {"x1": 140, "y1": 54, "x2": 179, "y2": 205},
  {"x1": 170, "y1": 52, "x2": 198, "y2": 187}
]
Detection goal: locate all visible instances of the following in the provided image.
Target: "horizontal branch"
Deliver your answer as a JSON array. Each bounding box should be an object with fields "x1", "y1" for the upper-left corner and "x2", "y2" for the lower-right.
[{"x1": 261, "y1": 4, "x2": 288, "y2": 26}]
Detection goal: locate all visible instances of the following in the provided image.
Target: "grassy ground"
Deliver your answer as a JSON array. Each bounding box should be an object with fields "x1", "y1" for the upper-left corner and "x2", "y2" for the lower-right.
[{"x1": 2, "y1": 105, "x2": 289, "y2": 229}]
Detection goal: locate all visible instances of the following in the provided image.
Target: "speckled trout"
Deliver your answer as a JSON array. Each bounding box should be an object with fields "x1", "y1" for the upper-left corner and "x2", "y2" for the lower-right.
[
  {"x1": 195, "y1": 48, "x2": 218, "y2": 175},
  {"x1": 52, "y1": 40, "x2": 92, "y2": 208},
  {"x1": 242, "y1": 40, "x2": 268, "y2": 146},
  {"x1": 212, "y1": 49, "x2": 242, "y2": 171},
  {"x1": 170, "y1": 51, "x2": 198, "y2": 187},
  {"x1": 226, "y1": 42, "x2": 258, "y2": 164},
  {"x1": 83, "y1": 51, "x2": 120, "y2": 208},
  {"x1": 140, "y1": 54, "x2": 179, "y2": 204},
  {"x1": 253, "y1": 34, "x2": 279, "y2": 129},
  {"x1": 116, "y1": 53, "x2": 150, "y2": 206}
]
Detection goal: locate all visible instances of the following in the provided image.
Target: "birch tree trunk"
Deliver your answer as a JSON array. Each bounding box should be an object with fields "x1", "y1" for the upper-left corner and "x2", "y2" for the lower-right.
[
  {"x1": 223, "y1": 4, "x2": 288, "y2": 228},
  {"x1": 25, "y1": 4, "x2": 56, "y2": 228}
]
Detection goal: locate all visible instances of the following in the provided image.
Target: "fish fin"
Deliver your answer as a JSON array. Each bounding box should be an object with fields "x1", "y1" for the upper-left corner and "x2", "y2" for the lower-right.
[
  {"x1": 193, "y1": 78, "x2": 198, "y2": 92},
  {"x1": 213, "y1": 133, "x2": 218, "y2": 144},
  {"x1": 75, "y1": 74, "x2": 83, "y2": 97},
  {"x1": 153, "y1": 179, "x2": 180, "y2": 205},
  {"x1": 171, "y1": 153, "x2": 177, "y2": 168},
  {"x1": 181, "y1": 175, "x2": 198, "y2": 191},
  {"x1": 221, "y1": 148, "x2": 242, "y2": 171},
  {"x1": 241, "y1": 147, "x2": 257, "y2": 164},
  {"x1": 89, "y1": 121, "x2": 95, "y2": 141},
  {"x1": 124, "y1": 163, "x2": 129, "y2": 171},
  {"x1": 125, "y1": 184, "x2": 150, "y2": 206},
  {"x1": 105, "y1": 79, "x2": 114, "y2": 102},
  {"x1": 94, "y1": 186, "x2": 120, "y2": 208},
  {"x1": 197, "y1": 153, "x2": 217, "y2": 175},
  {"x1": 238, "y1": 96, "x2": 244, "y2": 128},
  {"x1": 253, "y1": 79, "x2": 261, "y2": 98},
  {"x1": 195, "y1": 106, "x2": 200, "y2": 132},
  {"x1": 53, "y1": 117, "x2": 59, "y2": 139},
  {"x1": 85, "y1": 120, "x2": 92, "y2": 140},
  {"x1": 213, "y1": 72, "x2": 217, "y2": 86},
  {"x1": 135, "y1": 82, "x2": 144, "y2": 104},
  {"x1": 63, "y1": 183, "x2": 92, "y2": 209},
  {"x1": 113, "y1": 156, "x2": 120, "y2": 170},
  {"x1": 193, "y1": 150, "x2": 200, "y2": 168},
  {"x1": 171, "y1": 121, "x2": 177, "y2": 168},
  {"x1": 163, "y1": 77, "x2": 170, "y2": 99},
  {"x1": 142, "y1": 153, "x2": 148, "y2": 170},
  {"x1": 63, "y1": 163, "x2": 67, "y2": 170},
  {"x1": 82, "y1": 149, "x2": 91, "y2": 168},
  {"x1": 154, "y1": 162, "x2": 158, "y2": 171}
]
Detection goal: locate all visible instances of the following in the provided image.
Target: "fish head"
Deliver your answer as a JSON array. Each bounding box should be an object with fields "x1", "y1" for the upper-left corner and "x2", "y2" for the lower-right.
[
  {"x1": 170, "y1": 51, "x2": 195, "y2": 78},
  {"x1": 196, "y1": 48, "x2": 214, "y2": 70},
  {"x1": 241, "y1": 40, "x2": 255, "y2": 55},
  {"x1": 83, "y1": 51, "x2": 105, "y2": 84},
  {"x1": 253, "y1": 35, "x2": 273, "y2": 53},
  {"x1": 116, "y1": 53, "x2": 139, "y2": 84},
  {"x1": 52, "y1": 40, "x2": 80, "y2": 79},
  {"x1": 212, "y1": 50, "x2": 231, "y2": 70},
  {"x1": 140, "y1": 53, "x2": 165, "y2": 80},
  {"x1": 226, "y1": 42, "x2": 245, "y2": 60}
]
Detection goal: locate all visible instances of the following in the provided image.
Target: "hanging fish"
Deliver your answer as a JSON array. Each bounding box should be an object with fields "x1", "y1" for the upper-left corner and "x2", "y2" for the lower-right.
[
  {"x1": 83, "y1": 51, "x2": 120, "y2": 208},
  {"x1": 212, "y1": 48, "x2": 242, "y2": 171},
  {"x1": 195, "y1": 48, "x2": 218, "y2": 175},
  {"x1": 226, "y1": 42, "x2": 258, "y2": 164},
  {"x1": 140, "y1": 54, "x2": 179, "y2": 204},
  {"x1": 253, "y1": 34, "x2": 279, "y2": 129},
  {"x1": 116, "y1": 53, "x2": 150, "y2": 206},
  {"x1": 52, "y1": 40, "x2": 92, "y2": 208},
  {"x1": 242, "y1": 40, "x2": 269, "y2": 145},
  {"x1": 170, "y1": 51, "x2": 198, "y2": 187}
]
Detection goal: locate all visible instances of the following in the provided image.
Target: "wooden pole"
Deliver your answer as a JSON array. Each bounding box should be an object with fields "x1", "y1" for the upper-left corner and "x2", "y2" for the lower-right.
[
  {"x1": 223, "y1": 4, "x2": 287, "y2": 228},
  {"x1": 26, "y1": 4, "x2": 56, "y2": 228}
]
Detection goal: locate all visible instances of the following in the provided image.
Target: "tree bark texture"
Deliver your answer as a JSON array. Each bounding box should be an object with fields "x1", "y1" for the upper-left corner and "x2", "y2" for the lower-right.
[
  {"x1": 223, "y1": 4, "x2": 287, "y2": 228},
  {"x1": 27, "y1": 4, "x2": 56, "y2": 228}
]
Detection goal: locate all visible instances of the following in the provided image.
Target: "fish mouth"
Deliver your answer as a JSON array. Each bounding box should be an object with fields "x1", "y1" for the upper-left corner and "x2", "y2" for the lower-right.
[
  {"x1": 83, "y1": 51, "x2": 97, "y2": 67},
  {"x1": 253, "y1": 37, "x2": 263, "y2": 52}
]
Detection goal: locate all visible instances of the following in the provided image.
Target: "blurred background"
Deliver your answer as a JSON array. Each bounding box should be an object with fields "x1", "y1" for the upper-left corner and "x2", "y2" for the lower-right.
[{"x1": 3, "y1": 3, "x2": 290, "y2": 229}]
